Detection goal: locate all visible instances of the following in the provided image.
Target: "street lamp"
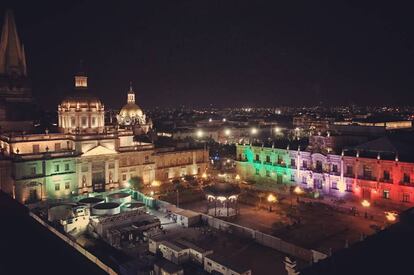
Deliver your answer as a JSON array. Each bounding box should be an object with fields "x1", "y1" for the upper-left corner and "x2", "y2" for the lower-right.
[
  {"x1": 196, "y1": 129, "x2": 203, "y2": 138},
  {"x1": 267, "y1": 194, "x2": 277, "y2": 212},
  {"x1": 385, "y1": 211, "x2": 397, "y2": 222},
  {"x1": 361, "y1": 199, "x2": 370, "y2": 218},
  {"x1": 293, "y1": 186, "x2": 304, "y2": 203},
  {"x1": 251, "y1": 127, "x2": 258, "y2": 135},
  {"x1": 224, "y1": 129, "x2": 231, "y2": 136}
]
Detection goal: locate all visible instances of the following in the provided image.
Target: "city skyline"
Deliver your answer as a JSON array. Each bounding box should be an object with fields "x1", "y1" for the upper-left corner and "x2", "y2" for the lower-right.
[{"x1": 2, "y1": 1, "x2": 414, "y2": 109}]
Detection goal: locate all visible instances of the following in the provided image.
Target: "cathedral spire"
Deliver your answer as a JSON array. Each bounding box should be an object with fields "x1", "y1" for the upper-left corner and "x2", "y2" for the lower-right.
[{"x1": 0, "y1": 9, "x2": 27, "y2": 76}]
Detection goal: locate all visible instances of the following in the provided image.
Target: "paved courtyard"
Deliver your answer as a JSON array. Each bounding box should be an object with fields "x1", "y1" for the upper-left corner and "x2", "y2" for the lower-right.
[{"x1": 180, "y1": 198, "x2": 384, "y2": 254}]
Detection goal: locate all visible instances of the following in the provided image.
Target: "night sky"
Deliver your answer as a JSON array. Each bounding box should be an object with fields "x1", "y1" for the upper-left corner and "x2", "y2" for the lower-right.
[{"x1": 2, "y1": 1, "x2": 414, "y2": 109}]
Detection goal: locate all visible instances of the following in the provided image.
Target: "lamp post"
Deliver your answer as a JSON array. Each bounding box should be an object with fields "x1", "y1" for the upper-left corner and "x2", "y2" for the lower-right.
[
  {"x1": 267, "y1": 193, "x2": 277, "y2": 212},
  {"x1": 293, "y1": 186, "x2": 304, "y2": 203},
  {"x1": 361, "y1": 199, "x2": 370, "y2": 218},
  {"x1": 385, "y1": 211, "x2": 397, "y2": 223}
]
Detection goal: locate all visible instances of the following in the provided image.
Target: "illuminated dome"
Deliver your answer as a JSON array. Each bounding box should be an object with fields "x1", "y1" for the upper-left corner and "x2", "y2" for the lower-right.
[
  {"x1": 117, "y1": 83, "x2": 152, "y2": 133},
  {"x1": 58, "y1": 70, "x2": 105, "y2": 133},
  {"x1": 119, "y1": 103, "x2": 144, "y2": 122}
]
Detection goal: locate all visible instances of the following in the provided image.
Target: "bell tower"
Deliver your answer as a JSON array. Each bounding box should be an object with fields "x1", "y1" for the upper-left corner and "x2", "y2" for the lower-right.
[
  {"x1": 74, "y1": 60, "x2": 88, "y2": 89},
  {"x1": 127, "y1": 81, "x2": 135, "y2": 104}
]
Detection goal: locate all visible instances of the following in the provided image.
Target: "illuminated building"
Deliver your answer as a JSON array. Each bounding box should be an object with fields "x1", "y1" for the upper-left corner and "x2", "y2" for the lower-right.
[
  {"x1": 0, "y1": 70, "x2": 208, "y2": 204},
  {"x1": 236, "y1": 135, "x2": 414, "y2": 208}
]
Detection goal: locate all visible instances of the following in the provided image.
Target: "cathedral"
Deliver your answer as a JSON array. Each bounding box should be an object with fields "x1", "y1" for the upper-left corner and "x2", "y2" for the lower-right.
[{"x1": 0, "y1": 10, "x2": 208, "y2": 204}]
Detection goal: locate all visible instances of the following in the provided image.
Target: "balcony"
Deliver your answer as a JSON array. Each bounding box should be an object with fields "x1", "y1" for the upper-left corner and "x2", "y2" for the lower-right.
[
  {"x1": 379, "y1": 178, "x2": 393, "y2": 184},
  {"x1": 274, "y1": 162, "x2": 286, "y2": 168},
  {"x1": 344, "y1": 173, "x2": 355, "y2": 178},
  {"x1": 400, "y1": 181, "x2": 414, "y2": 187},
  {"x1": 253, "y1": 160, "x2": 261, "y2": 164},
  {"x1": 358, "y1": 175, "x2": 377, "y2": 181},
  {"x1": 330, "y1": 171, "x2": 340, "y2": 176},
  {"x1": 264, "y1": 161, "x2": 273, "y2": 166}
]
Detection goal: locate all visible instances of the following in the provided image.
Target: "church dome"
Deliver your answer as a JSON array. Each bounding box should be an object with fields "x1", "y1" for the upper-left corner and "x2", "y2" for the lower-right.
[
  {"x1": 60, "y1": 93, "x2": 103, "y2": 111},
  {"x1": 119, "y1": 103, "x2": 143, "y2": 118}
]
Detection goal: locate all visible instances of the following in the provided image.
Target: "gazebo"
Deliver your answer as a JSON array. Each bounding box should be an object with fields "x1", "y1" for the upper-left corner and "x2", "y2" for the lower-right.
[{"x1": 203, "y1": 182, "x2": 241, "y2": 217}]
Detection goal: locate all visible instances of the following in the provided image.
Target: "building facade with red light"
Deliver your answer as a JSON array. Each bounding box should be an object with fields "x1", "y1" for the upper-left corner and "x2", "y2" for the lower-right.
[{"x1": 236, "y1": 142, "x2": 414, "y2": 208}]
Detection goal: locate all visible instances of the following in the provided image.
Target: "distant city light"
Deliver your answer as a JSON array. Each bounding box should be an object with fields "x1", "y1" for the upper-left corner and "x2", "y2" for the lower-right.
[
  {"x1": 235, "y1": 174, "x2": 241, "y2": 180},
  {"x1": 224, "y1": 129, "x2": 231, "y2": 136},
  {"x1": 222, "y1": 118, "x2": 226, "y2": 122},
  {"x1": 208, "y1": 118, "x2": 212, "y2": 122},
  {"x1": 251, "y1": 127, "x2": 258, "y2": 135},
  {"x1": 274, "y1": 127, "x2": 281, "y2": 133}
]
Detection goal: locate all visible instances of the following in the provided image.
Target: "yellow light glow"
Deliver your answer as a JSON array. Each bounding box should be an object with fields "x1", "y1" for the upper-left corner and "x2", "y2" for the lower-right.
[
  {"x1": 196, "y1": 129, "x2": 203, "y2": 138},
  {"x1": 202, "y1": 172, "x2": 207, "y2": 179},
  {"x1": 267, "y1": 194, "x2": 277, "y2": 203},
  {"x1": 293, "y1": 186, "x2": 304, "y2": 195},
  {"x1": 217, "y1": 196, "x2": 227, "y2": 202},
  {"x1": 150, "y1": 191, "x2": 154, "y2": 196},
  {"x1": 218, "y1": 173, "x2": 226, "y2": 177},
  {"x1": 251, "y1": 127, "x2": 258, "y2": 135},
  {"x1": 385, "y1": 211, "x2": 398, "y2": 222},
  {"x1": 224, "y1": 129, "x2": 231, "y2": 136},
  {"x1": 151, "y1": 180, "x2": 161, "y2": 187},
  {"x1": 274, "y1": 127, "x2": 281, "y2": 133},
  {"x1": 361, "y1": 200, "x2": 370, "y2": 208},
  {"x1": 235, "y1": 174, "x2": 241, "y2": 180}
]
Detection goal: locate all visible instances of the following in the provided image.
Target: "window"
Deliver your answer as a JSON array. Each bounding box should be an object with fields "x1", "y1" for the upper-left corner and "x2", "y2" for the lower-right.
[
  {"x1": 238, "y1": 154, "x2": 242, "y2": 160},
  {"x1": 144, "y1": 155, "x2": 149, "y2": 163},
  {"x1": 302, "y1": 176, "x2": 307, "y2": 184},
  {"x1": 332, "y1": 164, "x2": 338, "y2": 173},
  {"x1": 277, "y1": 155, "x2": 283, "y2": 164},
  {"x1": 65, "y1": 182, "x2": 70, "y2": 190},
  {"x1": 403, "y1": 173, "x2": 410, "y2": 184},
  {"x1": 255, "y1": 168, "x2": 260, "y2": 175},
  {"x1": 291, "y1": 159, "x2": 296, "y2": 167},
  {"x1": 81, "y1": 165, "x2": 88, "y2": 172},
  {"x1": 383, "y1": 170, "x2": 390, "y2": 181},
  {"x1": 363, "y1": 165, "x2": 372, "y2": 178},
  {"x1": 291, "y1": 174, "x2": 295, "y2": 182},
  {"x1": 314, "y1": 179, "x2": 323, "y2": 189},
  {"x1": 255, "y1": 154, "x2": 260, "y2": 161},
  {"x1": 403, "y1": 193, "x2": 410, "y2": 203},
  {"x1": 91, "y1": 117, "x2": 96, "y2": 126},
  {"x1": 30, "y1": 167, "x2": 36, "y2": 176},
  {"x1": 266, "y1": 170, "x2": 270, "y2": 177},
  {"x1": 55, "y1": 164, "x2": 60, "y2": 173},
  {"x1": 303, "y1": 161, "x2": 307, "y2": 169},
  {"x1": 81, "y1": 117, "x2": 87, "y2": 126},
  {"x1": 315, "y1": 161, "x2": 323, "y2": 172},
  {"x1": 346, "y1": 183, "x2": 353, "y2": 192},
  {"x1": 108, "y1": 163, "x2": 115, "y2": 169},
  {"x1": 55, "y1": 183, "x2": 60, "y2": 191},
  {"x1": 346, "y1": 165, "x2": 353, "y2": 176},
  {"x1": 71, "y1": 117, "x2": 76, "y2": 126},
  {"x1": 383, "y1": 190, "x2": 390, "y2": 199},
  {"x1": 32, "y1": 144, "x2": 40, "y2": 153},
  {"x1": 67, "y1": 141, "x2": 72, "y2": 150},
  {"x1": 266, "y1": 155, "x2": 271, "y2": 163},
  {"x1": 54, "y1": 143, "x2": 61, "y2": 151},
  {"x1": 122, "y1": 174, "x2": 127, "y2": 181},
  {"x1": 331, "y1": 181, "x2": 338, "y2": 190},
  {"x1": 64, "y1": 163, "x2": 70, "y2": 171}
]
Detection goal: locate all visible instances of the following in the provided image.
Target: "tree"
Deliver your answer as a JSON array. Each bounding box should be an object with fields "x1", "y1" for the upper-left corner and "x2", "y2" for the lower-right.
[{"x1": 129, "y1": 176, "x2": 143, "y2": 191}]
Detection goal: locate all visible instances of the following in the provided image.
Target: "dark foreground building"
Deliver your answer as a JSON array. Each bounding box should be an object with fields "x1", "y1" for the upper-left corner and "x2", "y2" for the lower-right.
[
  {"x1": 301, "y1": 207, "x2": 414, "y2": 275},
  {"x1": 0, "y1": 191, "x2": 106, "y2": 275}
]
